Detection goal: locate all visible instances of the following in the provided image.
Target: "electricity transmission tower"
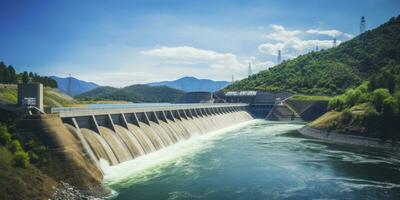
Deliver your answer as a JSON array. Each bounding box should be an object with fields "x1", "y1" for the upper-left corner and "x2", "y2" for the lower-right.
[
  {"x1": 248, "y1": 63, "x2": 252, "y2": 77},
  {"x1": 277, "y1": 50, "x2": 282, "y2": 64},
  {"x1": 67, "y1": 74, "x2": 72, "y2": 96},
  {"x1": 360, "y1": 16, "x2": 366, "y2": 34}
]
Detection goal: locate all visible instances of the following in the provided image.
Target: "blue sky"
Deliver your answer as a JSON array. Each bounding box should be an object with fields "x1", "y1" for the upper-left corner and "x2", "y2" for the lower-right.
[{"x1": 0, "y1": 0, "x2": 399, "y2": 86}]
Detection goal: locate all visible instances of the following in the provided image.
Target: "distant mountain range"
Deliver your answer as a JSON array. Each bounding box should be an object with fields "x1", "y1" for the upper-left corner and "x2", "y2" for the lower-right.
[
  {"x1": 77, "y1": 84, "x2": 184, "y2": 103},
  {"x1": 51, "y1": 76, "x2": 99, "y2": 97},
  {"x1": 148, "y1": 76, "x2": 230, "y2": 92}
]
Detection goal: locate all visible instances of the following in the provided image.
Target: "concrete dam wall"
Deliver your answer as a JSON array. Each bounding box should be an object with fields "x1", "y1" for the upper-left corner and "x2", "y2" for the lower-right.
[{"x1": 55, "y1": 104, "x2": 253, "y2": 167}]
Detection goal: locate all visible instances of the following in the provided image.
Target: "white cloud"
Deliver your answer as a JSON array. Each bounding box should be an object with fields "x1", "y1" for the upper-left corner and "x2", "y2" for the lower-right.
[
  {"x1": 258, "y1": 24, "x2": 351, "y2": 59},
  {"x1": 264, "y1": 24, "x2": 301, "y2": 41},
  {"x1": 344, "y1": 33, "x2": 355, "y2": 39},
  {"x1": 141, "y1": 46, "x2": 246, "y2": 70},
  {"x1": 306, "y1": 29, "x2": 342, "y2": 37}
]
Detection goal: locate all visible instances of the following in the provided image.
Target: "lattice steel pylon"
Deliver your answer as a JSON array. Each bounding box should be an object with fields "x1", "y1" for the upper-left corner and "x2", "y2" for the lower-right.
[
  {"x1": 277, "y1": 50, "x2": 282, "y2": 64},
  {"x1": 67, "y1": 74, "x2": 72, "y2": 96},
  {"x1": 248, "y1": 63, "x2": 252, "y2": 77},
  {"x1": 360, "y1": 16, "x2": 366, "y2": 34}
]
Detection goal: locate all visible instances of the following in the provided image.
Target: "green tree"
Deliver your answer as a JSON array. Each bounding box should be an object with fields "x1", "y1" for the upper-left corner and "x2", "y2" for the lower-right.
[
  {"x1": 328, "y1": 96, "x2": 347, "y2": 111},
  {"x1": 22, "y1": 71, "x2": 29, "y2": 84},
  {"x1": 0, "y1": 124, "x2": 11, "y2": 145},
  {"x1": 10, "y1": 140, "x2": 23, "y2": 153},
  {"x1": 7, "y1": 65, "x2": 17, "y2": 84},
  {"x1": 13, "y1": 151, "x2": 30, "y2": 168},
  {"x1": 0, "y1": 62, "x2": 6, "y2": 83},
  {"x1": 344, "y1": 89, "x2": 359, "y2": 107},
  {"x1": 371, "y1": 88, "x2": 391, "y2": 112},
  {"x1": 340, "y1": 108, "x2": 353, "y2": 124},
  {"x1": 382, "y1": 97, "x2": 397, "y2": 117}
]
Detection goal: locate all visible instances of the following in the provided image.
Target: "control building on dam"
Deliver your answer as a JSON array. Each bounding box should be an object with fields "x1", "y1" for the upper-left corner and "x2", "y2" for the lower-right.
[{"x1": 51, "y1": 103, "x2": 253, "y2": 167}]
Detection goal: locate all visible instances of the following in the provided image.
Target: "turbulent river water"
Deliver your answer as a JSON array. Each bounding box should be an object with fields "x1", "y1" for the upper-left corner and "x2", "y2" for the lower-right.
[{"x1": 103, "y1": 120, "x2": 400, "y2": 200}]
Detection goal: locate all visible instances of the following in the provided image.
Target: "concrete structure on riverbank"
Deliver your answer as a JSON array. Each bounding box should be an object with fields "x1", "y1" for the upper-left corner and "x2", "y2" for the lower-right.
[
  {"x1": 222, "y1": 91, "x2": 292, "y2": 118},
  {"x1": 17, "y1": 83, "x2": 43, "y2": 111}
]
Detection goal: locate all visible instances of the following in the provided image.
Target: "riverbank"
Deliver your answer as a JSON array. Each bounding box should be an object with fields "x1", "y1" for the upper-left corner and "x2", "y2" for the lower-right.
[{"x1": 298, "y1": 125, "x2": 400, "y2": 149}]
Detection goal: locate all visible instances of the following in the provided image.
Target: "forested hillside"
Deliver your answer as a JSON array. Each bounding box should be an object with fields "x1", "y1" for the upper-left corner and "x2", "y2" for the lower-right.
[
  {"x1": 227, "y1": 15, "x2": 400, "y2": 95},
  {"x1": 78, "y1": 84, "x2": 185, "y2": 103},
  {"x1": 0, "y1": 61, "x2": 57, "y2": 88}
]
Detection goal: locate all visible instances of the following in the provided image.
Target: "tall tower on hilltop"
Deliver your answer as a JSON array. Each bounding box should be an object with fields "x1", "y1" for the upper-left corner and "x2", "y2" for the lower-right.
[
  {"x1": 333, "y1": 38, "x2": 337, "y2": 47},
  {"x1": 248, "y1": 63, "x2": 252, "y2": 77},
  {"x1": 277, "y1": 50, "x2": 282, "y2": 64},
  {"x1": 360, "y1": 16, "x2": 366, "y2": 34},
  {"x1": 231, "y1": 74, "x2": 234, "y2": 83}
]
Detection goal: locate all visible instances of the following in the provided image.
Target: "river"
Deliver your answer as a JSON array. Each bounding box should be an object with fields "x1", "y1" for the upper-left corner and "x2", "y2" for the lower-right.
[{"x1": 103, "y1": 120, "x2": 400, "y2": 200}]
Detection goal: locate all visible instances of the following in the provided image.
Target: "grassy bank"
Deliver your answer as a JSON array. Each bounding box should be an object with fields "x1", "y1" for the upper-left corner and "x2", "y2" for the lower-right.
[
  {"x1": 0, "y1": 84, "x2": 132, "y2": 108},
  {"x1": 0, "y1": 110, "x2": 107, "y2": 199},
  {"x1": 309, "y1": 82, "x2": 400, "y2": 140},
  {"x1": 0, "y1": 84, "x2": 78, "y2": 107},
  {"x1": 288, "y1": 95, "x2": 332, "y2": 102}
]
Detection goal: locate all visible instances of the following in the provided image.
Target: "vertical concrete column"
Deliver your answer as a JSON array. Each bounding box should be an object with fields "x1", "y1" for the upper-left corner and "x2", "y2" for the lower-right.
[
  {"x1": 211, "y1": 107, "x2": 216, "y2": 115},
  {"x1": 206, "y1": 108, "x2": 212, "y2": 115},
  {"x1": 199, "y1": 108, "x2": 206, "y2": 116},
  {"x1": 158, "y1": 111, "x2": 167, "y2": 122},
  {"x1": 143, "y1": 112, "x2": 151, "y2": 125},
  {"x1": 89, "y1": 115, "x2": 101, "y2": 134},
  {"x1": 146, "y1": 111, "x2": 159, "y2": 124},
  {"x1": 185, "y1": 109, "x2": 193, "y2": 119},
  {"x1": 120, "y1": 113, "x2": 129, "y2": 129},
  {"x1": 172, "y1": 110, "x2": 181, "y2": 120},
  {"x1": 131, "y1": 113, "x2": 141, "y2": 127},
  {"x1": 179, "y1": 109, "x2": 188, "y2": 120},
  {"x1": 106, "y1": 114, "x2": 117, "y2": 132},
  {"x1": 192, "y1": 109, "x2": 198, "y2": 117},
  {"x1": 164, "y1": 110, "x2": 175, "y2": 122}
]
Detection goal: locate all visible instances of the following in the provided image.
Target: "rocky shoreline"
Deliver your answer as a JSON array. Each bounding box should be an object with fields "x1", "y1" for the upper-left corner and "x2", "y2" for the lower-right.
[
  {"x1": 52, "y1": 182, "x2": 106, "y2": 200},
  {"x1": 298, "y1": 126, "x2": 400, "y2": 149}
]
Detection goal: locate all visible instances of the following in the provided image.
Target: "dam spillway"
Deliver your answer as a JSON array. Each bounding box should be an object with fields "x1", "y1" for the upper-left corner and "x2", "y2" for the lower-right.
[{"x1": 52, "y1": 104, "x2": 253, "y2": 167}]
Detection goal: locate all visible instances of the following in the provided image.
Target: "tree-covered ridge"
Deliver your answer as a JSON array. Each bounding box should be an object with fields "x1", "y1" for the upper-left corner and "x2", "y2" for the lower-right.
[
  {"x1": 227, "y1": 15, "x2": 400, "y2": 95},
  {"x1": 0, "y1": 61, "x2": 58, "y2": 88},
  {"x1": 78, "y1": 84, "x2": 185, "y2": 103}
]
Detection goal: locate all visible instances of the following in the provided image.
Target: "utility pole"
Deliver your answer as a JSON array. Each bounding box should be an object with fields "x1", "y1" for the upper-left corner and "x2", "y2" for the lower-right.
[
  {"x1": 360, "y1": 16, "x2": 366, "y2": 34},
  {"x1": 277, "y1": 50, "x2": 282, "y2": 64},
  {"x1": 67, "y1": 74, "x2": 72, "y2": 96},
  {"x1": 248, "y1": 63, "x2": 252, "y2": 78}
]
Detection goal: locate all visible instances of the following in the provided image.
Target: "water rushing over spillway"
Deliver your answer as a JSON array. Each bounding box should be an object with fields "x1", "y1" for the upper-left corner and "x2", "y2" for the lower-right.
[
  {"x1": 63, "y1": 107, "x2": 253, "y2": 166},
  {"x1": 104, "y1": 121, "x2": 400, "y2": 200}
]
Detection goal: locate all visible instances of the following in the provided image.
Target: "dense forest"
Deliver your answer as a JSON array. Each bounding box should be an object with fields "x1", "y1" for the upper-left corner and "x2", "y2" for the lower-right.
[
  {"x1": 78, "y1": 84, "x2": 185, "y2": 103},
  {"x1": 0, "y1": 61, "x2": 58, "y2": 88},
  {"x1": 226, "y1": 15, "x2": 400, "y2": 95}
]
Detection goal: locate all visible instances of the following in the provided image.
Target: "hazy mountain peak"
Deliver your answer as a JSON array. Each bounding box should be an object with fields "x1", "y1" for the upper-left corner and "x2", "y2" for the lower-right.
[
  {"x1": 148, "y1": 76, "x2": 230, "y2": 92},
  {"x1": 50, "y1": 76, "x2": 99, "y2": 96}
]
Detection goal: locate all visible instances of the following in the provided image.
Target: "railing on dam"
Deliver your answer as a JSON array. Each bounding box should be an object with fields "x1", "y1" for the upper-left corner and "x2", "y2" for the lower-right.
[{"x1": 51, "y1": 103, "x2": 249, "y2": 118}]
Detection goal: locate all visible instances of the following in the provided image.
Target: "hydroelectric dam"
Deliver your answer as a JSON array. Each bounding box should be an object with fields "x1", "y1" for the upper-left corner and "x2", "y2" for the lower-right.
[{"x1": 51, "y1": 103, "x2": 253, "y2": 167}]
